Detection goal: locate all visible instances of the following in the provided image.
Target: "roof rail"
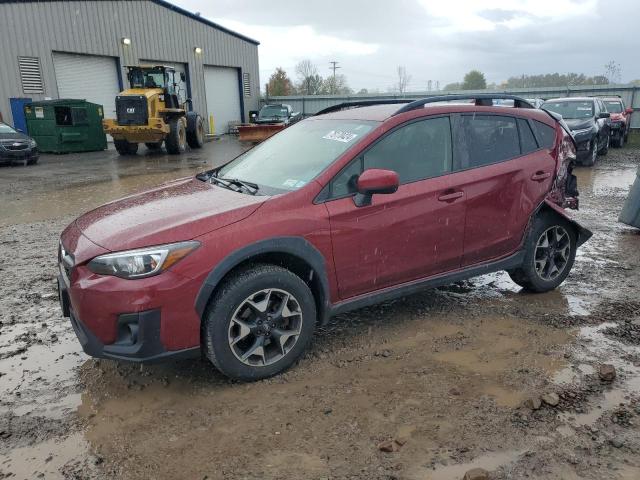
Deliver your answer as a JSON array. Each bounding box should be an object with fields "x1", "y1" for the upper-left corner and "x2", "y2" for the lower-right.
[
  {"x1": 315, "y1": 99, "x2": 415, "y2": 116},
  {"x1": 393, "y1": 94, "x2": 535, "y2": 116}
]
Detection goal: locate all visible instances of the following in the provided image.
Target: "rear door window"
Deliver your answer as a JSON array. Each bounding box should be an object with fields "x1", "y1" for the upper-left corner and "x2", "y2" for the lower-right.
[
  {"x1": 517, "y1": 118, "x2": 538, "y2": 154},
  {"x1": 458, "y1": 115, "x2": 520, "y2": 169},
  {"x1": 531, "y1": 120, "x2": 556, "y2": 149}
]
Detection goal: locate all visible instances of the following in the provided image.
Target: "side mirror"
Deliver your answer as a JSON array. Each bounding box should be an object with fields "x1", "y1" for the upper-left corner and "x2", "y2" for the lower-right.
[
  {"x1": 598, "y1": 112, "x2": 610, "y2": 119},
  {"x1": 354, "y1": 168, "x2": 399, "y2": 207},
  {"x1": 626, "y1": 108, "x2": 634, "y2": 115}
]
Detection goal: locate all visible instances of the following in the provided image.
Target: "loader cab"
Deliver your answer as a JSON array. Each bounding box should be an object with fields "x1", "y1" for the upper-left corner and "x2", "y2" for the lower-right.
[{"x1": 126, "y1": 66, "x2": 185, "y2": 108}]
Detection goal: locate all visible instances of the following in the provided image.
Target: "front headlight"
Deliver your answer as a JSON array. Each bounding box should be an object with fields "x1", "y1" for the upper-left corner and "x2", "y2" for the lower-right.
[
  {"x1": 571, "y1": 128, "x2": 592, "y2": 136},
  {"x1": 87, "y1": 241, "x2": 199, "y2": 279},
  {"x1": 29, "y1": 139, "x2": 37, "y2": 148}
]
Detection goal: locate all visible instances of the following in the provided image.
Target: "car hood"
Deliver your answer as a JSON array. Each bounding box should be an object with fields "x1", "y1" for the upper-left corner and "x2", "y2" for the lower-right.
[
  {"x1": 564, "y1": 118, "x2": 594, "y2": 131},
  {"x1": 0, "y1": 131, "x2": 30, "y2": 141},
  {"x1": 75, "y1": 177, "x2": 268, "y2": 251}
]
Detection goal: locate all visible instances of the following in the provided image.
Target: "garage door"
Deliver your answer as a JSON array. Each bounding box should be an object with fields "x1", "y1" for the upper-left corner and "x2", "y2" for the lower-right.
[
  {"x1": 52, "y1": 52, "x2": 120, "y2": 121},
  {"x1": 140, "y1": 60, "x2": 188, "y2": 105},
  {"x1": 204, "y1": 66, "x2": 241, "y2": 135}
]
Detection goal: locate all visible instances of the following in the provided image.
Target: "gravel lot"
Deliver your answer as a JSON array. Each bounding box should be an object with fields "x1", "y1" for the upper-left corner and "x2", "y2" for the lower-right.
[{"x1": 1, "y1": 140, "x2": 639, "y2": 479}]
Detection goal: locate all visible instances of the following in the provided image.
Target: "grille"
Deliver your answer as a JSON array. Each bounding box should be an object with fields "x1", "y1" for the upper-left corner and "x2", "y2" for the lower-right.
[
  {"x1": 1, "y1": 140, "x2": 29, "y2": 151},
  {"x1": 116, "y1": 95, "x2": 148, "y2": 126}
]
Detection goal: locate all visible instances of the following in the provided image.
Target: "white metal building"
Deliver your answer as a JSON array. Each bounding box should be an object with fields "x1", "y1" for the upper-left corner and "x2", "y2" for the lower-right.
[{"x1": 0, "y1": 0, "x2": 260, "y2": 135}]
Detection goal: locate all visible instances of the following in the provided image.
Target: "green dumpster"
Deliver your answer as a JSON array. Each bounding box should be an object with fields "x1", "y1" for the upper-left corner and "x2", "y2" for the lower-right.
[{"x1": 24, "y1": 99, "x2": 107, "y2": 153}]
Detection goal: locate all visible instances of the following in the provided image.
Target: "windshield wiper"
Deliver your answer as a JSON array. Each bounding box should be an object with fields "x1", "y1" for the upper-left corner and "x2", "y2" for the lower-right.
[
  {"x1": 220, "y1": 177, "x2": 259, "y2": 195},
  {"x1": 208, "y1": 175, "x2": 239, "y2": 192}
]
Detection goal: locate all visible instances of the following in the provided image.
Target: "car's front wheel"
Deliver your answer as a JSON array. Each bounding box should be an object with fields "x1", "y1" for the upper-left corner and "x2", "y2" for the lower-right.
[
  {"x1": 203, "y1": 264, "x2": 316, "y2": 381},
  {"x1": 508, "y1": 213, "x2": 577, "y2": 293},
  {"x1": 583, "y1": 139, "x2": 598, "y2": 166}
]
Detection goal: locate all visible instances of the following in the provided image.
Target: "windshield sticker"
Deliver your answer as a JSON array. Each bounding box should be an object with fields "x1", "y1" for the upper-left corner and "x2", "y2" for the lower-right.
[
  {"x1": 323, "y1": 130, "x2": 358, "y2": 143},
  {"x1": 283, "y1": 179, "x2": 298, "y2": 188}
]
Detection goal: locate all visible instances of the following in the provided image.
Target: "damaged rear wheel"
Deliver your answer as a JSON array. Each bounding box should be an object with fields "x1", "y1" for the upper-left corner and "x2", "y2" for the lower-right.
[{"x1": 508, "y1": 212, "x2": 577, "y2": 293}]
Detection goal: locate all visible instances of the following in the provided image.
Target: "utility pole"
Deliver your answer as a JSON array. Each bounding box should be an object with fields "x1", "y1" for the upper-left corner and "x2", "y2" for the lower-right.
[
  {"x1": 329, "y1": 61, "x2": 340, "y2": 94},
  {"x1": 427, "y1": 80, "x2": 432, "y2": 91}
]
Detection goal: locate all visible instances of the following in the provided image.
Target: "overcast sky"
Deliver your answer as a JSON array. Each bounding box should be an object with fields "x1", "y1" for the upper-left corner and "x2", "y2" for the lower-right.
[{"x1": 172, "y1": 0, "x2": 639, "y2": 92}]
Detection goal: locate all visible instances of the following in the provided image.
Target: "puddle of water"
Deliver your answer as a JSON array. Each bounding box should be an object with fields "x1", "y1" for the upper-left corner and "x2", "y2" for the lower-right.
[
  {"x1": 0, "y1": 332, "x2": 85, "y2": 418},
  {"x1": 574, "y1": 166, "x2": 637, "y2": 198},
  {"x1": 417, "y1": 449, "x2": 524, "y2": 480},
  {"x1": 0, "y1": 432, "x2": 90, "y2": 479},
  {"x1": 556, "y1": 322, "x2": 640, "y2": 428}
]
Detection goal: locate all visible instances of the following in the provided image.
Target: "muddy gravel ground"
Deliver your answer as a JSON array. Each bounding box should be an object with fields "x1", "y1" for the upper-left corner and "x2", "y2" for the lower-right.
[{"x1": 1, "y1": 140, "x2": 640, "y2": 480}]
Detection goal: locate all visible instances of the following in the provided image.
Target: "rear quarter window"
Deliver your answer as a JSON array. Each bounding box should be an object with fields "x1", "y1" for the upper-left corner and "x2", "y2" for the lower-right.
[
  {"x1": 517, "y1": 118, "x2": 538, "y2": 154},
  {"x1": 531, "y1": 120, "x2": 556, "y2": 149}
]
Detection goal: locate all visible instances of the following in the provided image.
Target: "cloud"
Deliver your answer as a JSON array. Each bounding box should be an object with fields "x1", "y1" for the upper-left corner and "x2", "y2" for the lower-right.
[{"x1": 172, "y1": 0, "x2": 640, "y2": 90}]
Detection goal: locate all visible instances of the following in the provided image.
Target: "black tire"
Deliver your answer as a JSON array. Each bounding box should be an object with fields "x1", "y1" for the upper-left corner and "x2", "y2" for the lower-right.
[
  {"x1": 508, "y1": 212, "x2": 577, "y2": 293},
  {"x1": 582, "y1": 139, "x2": 597, "y2": 166},
  {"x1": 145, "y1": 141, "x2": 163, "y2": 151},
  {"x1": 615, "y1": 133, "x2": 625, "y2": 148},
  {"x1": 165, "y1": 118, "x2": 186, "y2": 154},
  {"x1": 114, "y1": 140, "x2": 138, "y2": 155},
  {"x1": 203, "y1": 264, "x2": 317, "y2": 381},
  {"x1": 599, "y1": 134, "x2": 609, "y2": 156},
  {"x1": 186, "y1": 112, "x2": 205, "y2": 149},
  {"x1": 26, "y1": 157, "x2": 38, "y2": 166}
]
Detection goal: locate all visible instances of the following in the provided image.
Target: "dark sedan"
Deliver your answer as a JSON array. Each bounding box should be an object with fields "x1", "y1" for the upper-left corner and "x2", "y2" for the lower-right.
[
  {"x1": 0, "y1": 122, "x2": 39, "y2": 166},
  {"x1": 541, "y1": 97, "x2": 610, "y2": 167}
]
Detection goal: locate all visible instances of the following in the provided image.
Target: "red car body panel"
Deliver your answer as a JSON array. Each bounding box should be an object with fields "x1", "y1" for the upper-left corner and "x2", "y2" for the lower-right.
[
  {"x1": 58, "y1": 101, "x2": 587, "y2": 359},
  {"x1": 75, "y1": 177, "x2": 266, "y2": 251}
]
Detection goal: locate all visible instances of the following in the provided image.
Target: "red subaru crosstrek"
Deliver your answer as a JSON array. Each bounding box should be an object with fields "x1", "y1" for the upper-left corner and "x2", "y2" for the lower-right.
[{"x1": 58, "y1": 95, "x2": 591, "y2": 381}]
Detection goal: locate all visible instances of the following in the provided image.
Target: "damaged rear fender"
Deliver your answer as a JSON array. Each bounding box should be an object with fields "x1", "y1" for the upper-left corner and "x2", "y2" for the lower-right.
[{"x1": 538, "y1": 200, "x2": 593, "y2": 247}]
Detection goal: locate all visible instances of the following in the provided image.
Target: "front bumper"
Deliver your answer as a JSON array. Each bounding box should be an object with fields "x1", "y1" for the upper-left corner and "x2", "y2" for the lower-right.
[
  {"x1": 103, "y1": 118, "x2": 169, "y2": 143},
  {"x1": 58, "y1": 273, "x2": 199, "y2": 363},
  {"x1": 0, "y1": 148, "x2": 39, "y2": 164}
]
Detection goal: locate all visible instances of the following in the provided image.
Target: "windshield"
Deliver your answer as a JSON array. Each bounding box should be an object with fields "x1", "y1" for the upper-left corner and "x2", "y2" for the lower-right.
[
  {"x1": 259, "y1": 106, "x2": 289, "y2": 119},
  {"x1": 217, "y1": 119, "x2": 377, "y2": 192},
  {"x1": 604, "y1": 101, "x2": 623, "y2": 113},
  {"x1": 0, "y1": 123, "x2": 17, "y2": 134},
  {"x1": 128, "y1": 68, "x2": 166, "y2": 89},
  {"x1": 541, "y1": 101, "x2": 594, "y2": 119}
]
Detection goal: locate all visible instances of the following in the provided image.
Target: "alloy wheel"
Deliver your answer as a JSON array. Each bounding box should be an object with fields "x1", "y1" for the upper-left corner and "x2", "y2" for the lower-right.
[
  {"x1": 228, "y1": 288, "x2": 303, "y2": 366},
  {"x1": 534, "y1": 226, "x2": 571, "y2": 281}
]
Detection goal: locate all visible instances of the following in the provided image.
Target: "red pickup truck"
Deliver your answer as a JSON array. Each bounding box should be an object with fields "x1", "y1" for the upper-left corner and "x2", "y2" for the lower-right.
[{"x1": 602, "y1": 96, "x2": 633, "y2": 148}]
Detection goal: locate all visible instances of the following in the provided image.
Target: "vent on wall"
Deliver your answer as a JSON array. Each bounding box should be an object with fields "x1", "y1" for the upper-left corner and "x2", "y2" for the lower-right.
[
  {"x1": 242, "y1": 72, "x2": 251, "y2": 97},
  {"x1": 18, "y1": 56, "x2": 44, "y2": 94}
]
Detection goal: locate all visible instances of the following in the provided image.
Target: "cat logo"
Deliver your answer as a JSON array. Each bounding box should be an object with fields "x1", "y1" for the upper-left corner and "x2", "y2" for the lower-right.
[{"x1": 127, "y1": 107, "x2": 136, "y2": 114}]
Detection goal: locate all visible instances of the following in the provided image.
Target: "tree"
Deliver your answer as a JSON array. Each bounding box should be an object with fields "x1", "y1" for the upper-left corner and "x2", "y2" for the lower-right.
[
  {"x1": 267, "y1": 67, "x2": 293, "y2": 96},
  {"x1": 604, "y1": 61, "x2": 622, "y2": 84},
  {"x1": 396, "y1": 66, "x2": 411, "y2": 93},
  {"x1": 357, "y1": 88, "x2": 369, "y2": 95},
  {"x1": 503, "y1": 73, "x2": 609, "y2": 88},
  {"x1": 461, "y1": 70, "x2": 487, "y2": 90},
  {"x1": 322, "y1": 74, "x2": 352, "y2": 95},
  {"x1": 295, "y1": 60, "x2": 323, "y2": 95}
]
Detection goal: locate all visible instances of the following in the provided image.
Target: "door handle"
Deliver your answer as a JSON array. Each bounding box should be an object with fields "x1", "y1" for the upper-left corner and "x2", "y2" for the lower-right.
[
  {"x1": 438, "y1": 190, "x2": 464, "y2": 202},
  {"x1": 531, "y1": 171, "x2": 551, "y2": 182}
]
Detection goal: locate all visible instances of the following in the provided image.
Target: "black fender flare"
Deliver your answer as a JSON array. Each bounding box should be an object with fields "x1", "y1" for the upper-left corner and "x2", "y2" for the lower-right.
[
  {"x1": 535, "y1": 199, "x2": 593, "y2": 247},
  {"x1": 194, "y1": 236, "x2": 331, "y2": 323}
]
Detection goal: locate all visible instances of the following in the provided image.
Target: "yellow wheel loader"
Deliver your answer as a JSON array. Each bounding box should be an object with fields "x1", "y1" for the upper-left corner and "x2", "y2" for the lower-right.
[{"x1": 103, "y1": 65, "x2": 205, "y2": 155}]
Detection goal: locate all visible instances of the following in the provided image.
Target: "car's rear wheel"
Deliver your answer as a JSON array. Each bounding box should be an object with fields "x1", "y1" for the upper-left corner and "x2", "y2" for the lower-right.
[
  {"x1": 615, "y1": 132, "x2": 625, "y2": 148},
  {"x1": 508, "y1": 213, "x2": 577, "y2": 293},
  {"x1": 203, "y1": 264, "x2": 316, "y2": 381}
]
